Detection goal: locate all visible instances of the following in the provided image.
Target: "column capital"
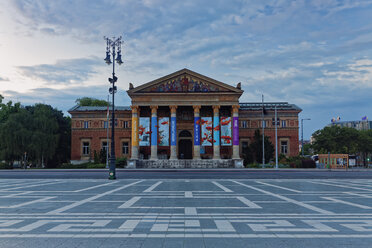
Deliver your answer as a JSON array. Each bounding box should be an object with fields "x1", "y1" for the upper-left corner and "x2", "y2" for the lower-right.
[
  {"x1": 150, "y1": 105, "x2": 158, "y2": 114},
  {"x1": 212, "y1": 105, "x2": 220, "y2": 115},
  {"x1": 131, "y1": 105, "x2": 139, "y2": 114},
  {"x1": 193, "y1": 105, "x2": 201, "y2": 113},
  {"x1": 232, "y1": 105, "x2": 240, "y2": 114},
  {"x1": 170, "y1": 105, "x2": 177, "y2": 114}
]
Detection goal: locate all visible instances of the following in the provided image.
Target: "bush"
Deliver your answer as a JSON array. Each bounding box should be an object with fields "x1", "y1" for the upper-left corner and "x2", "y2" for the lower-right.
[
  {"x1": 0, "y1": 162, "x2": 13, "y2": 170},
  {"x1": 86, "y1": 163, "x2": 106, "y2": 169},
  {"x1": 246, "y1": 163, "x2": 260, "y2": 168},
  {"x1": 301, "y1": 159, "x2": 316, "y2": 168},
  {"x1": 116, "y1": 157, "x2": 127, "y2": 168}
]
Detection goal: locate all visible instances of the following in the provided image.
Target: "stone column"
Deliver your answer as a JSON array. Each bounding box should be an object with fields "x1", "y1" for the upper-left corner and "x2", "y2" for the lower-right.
[
  {"x1": 150, "y1": 106, "x2": 158, "y2": 160},
  {"x1": 213, "y1": 105, "x2": 221, "y2": 159},
  {"x1": 131, "y1": 106, "x2": 139, "y2": 159},
  {"x1": 232, "y1": 105, "x2": 240, "y2": 159},
  {"x1": 193, "y1": 105, "x2": 201, "y2": 160},
  {"x1": 170, "y1": 105, "x2": 177, "y2": 160}
]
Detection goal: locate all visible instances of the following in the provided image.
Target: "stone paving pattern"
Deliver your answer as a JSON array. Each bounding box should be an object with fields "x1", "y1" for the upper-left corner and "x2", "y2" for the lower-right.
[{"x1": 1, "y1": 179, "x2": 372, "y2": 247}]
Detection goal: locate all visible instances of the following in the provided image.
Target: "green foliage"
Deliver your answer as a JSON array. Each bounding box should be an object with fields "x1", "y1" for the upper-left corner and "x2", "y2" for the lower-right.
[
  {"x1": 0, "y1": 162, "x2": 12, "y2": 170},
  {"x1": 99, "y1": 149, "x2": 107, "y2": 164},
  {"x1": 301, "y1": 143, "x2": 313, "y2": 155},
  {"x1": 116, "y1": 157, "x2": 127, "y2": 168},
  {"x1": 0, "y1": 97, "x2": 71, "y2": 168},
  {"x1": 245, "y1": 163, "x2": 260, "y2": 168},
  {"x1": 75, "y1": 97, "x2": 108, "y2": 107},
  {"x1": 312, "y1": 125, "x2": 360, "y2": 154},
  {"x1": 93, "y1": 150, "x2": 99, "y2": 164},
  {"x1": 249, "y1": 129, "x2": 274, "y2": 164},
  {"x1": 86, "y1": 163, "x2": 106, "y2": 169}
]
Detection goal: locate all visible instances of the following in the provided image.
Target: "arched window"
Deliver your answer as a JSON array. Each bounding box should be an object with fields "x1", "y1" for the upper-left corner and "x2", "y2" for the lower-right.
[{"x1": 179, "y1": 130, "x2": 192, "y2": 137}]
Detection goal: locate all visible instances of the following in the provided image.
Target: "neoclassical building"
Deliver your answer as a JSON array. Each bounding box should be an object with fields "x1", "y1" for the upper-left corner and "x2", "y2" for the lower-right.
[{"x1": 69, "y1": 69, "x2": 301, "y2": 167}]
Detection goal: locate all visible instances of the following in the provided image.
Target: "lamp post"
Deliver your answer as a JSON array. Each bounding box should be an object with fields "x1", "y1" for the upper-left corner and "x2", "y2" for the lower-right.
[
  {"x1": 104, "y1": 36, "x2": 123, "y2": 180},
  {"x1": 301, "y1": 118, "x2": 311, "y2": 156}
]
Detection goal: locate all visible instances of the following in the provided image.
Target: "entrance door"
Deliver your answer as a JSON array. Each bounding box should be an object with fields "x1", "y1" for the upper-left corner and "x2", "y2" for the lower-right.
[{"x1": 178, "y1": 139, "x2": 192, "y2": 159}]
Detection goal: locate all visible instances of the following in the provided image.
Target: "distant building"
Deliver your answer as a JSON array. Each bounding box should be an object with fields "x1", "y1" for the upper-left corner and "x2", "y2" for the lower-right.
[
  {"x1": 328, "y1": 120, "x2": 372, "y2": 131},
  {"x1": 68, "y1": 69, "x2": 302, "y2": 166}
]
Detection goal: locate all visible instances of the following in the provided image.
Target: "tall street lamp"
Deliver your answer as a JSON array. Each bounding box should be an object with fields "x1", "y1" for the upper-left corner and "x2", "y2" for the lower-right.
[
  {"x1": 104, "y1": 36, "x2": 123, "y2": 180},
  {"x1": 301, "y1": 118, "x2": 311, "y2": 156}
]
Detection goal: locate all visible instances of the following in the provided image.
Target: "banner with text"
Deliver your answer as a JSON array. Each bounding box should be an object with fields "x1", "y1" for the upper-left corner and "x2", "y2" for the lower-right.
[{"x1": 158, "y1": 117, "x2": 169, "y2": 146}]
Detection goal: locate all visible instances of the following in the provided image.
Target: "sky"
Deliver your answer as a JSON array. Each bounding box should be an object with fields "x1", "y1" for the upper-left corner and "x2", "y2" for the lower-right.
[{"x1": 1, "y1": 0, "x2": 372, "y2": 139}]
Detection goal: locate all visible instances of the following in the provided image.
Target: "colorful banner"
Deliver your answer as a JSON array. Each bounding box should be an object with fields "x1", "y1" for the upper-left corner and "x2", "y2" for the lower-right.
[
  {"x1": 151, "y1": 117, "x2": 157, "y2": 146},
  {"x1": 131, "y1": 116, "x2": 138, "y2": 146},
  {"x1": 201, "y1": 117, "x2": 213, "y2": 146},
  {"x1": 220, "y1": 117, "x2": 232, "y2": 146},
  {"x1": 171, "y1": 117, "x2": 176, "y2": 146},
  {"x1": 158, "y1": 117, "x2": 169, "y2": 146},
  {"x1": 233, "y1": 117, "x2": 239, "y2": 146},
  {"x1": 213, "y1": 116, "x2": 220, "y2": 146},
  {"x1": 139, "y1": 117, "x2": 150, "y2": 146},
  {"x1": 194, "y1": 117, "x2": 200, "y2": 146}
]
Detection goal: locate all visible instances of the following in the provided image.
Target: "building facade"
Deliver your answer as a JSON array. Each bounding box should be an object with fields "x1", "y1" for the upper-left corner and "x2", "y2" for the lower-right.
[
  {"x1": 69, "y1": 69, "x2": 301, "y2": 167},
  {"x1": 328, "y1": 120, "x2": 372, "y2": 131}
]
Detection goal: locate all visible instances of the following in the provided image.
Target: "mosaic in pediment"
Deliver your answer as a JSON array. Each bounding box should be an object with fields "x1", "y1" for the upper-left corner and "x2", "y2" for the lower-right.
[{"x1": 146, "y1": 76, "x2": 223, "y2": 93}]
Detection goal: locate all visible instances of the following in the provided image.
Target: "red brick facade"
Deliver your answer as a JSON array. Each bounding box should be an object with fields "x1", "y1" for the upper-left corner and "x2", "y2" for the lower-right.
[
  {"x1": 69, "y1": 69, "x2": 301, "y2": 163},
  {"x1": 69, "y1": 105, "x2": 300, "y2": 161}
]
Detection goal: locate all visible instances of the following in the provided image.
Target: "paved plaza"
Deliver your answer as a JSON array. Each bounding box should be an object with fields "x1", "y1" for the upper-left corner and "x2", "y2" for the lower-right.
[{"x1": 1, "y1": 178, "x2": 372, "y2": 247}]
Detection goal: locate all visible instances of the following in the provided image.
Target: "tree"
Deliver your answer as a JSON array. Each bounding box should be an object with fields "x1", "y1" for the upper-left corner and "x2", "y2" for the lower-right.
[
  {"x1": 0, "y1": 97, "x2": 71, "y2": 168},
  {"x1": 312, "y1": 125, "x2": 360, "y2": 154},
  {"x1": 249, "y1": 129, "x2": 274, "y2": 164},
  {"x1": 27, "y1": 104, "x2": 59, "y2": 167},
  {"x1": 75, "y1": 97, "x2": 108, "y2": 106},
  {"x1": 358, "y1": 130, "x2": 372, "y2": 167},
  {"x1": 0, "y1": 109, "x2": 32, "y2": 164}
]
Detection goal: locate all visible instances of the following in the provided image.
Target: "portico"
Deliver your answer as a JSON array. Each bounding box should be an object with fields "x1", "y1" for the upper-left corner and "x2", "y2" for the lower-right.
[{"x1": 127, "y1": 69, "x2": 243, "y2": 168}]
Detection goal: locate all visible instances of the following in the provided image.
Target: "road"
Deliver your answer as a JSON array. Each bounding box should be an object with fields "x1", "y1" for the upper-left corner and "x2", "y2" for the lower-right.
[
  {"x1": 1, "y1": 168, "x2": 372, "y2": 179},
  {"x1": 1, "y1": 178, "x2": 372, "y2": 247}
]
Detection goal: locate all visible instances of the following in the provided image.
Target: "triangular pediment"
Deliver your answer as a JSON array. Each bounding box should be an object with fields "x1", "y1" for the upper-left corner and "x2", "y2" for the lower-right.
[{"x1": 128, "y1": 68, "x2": 243, "y2": 94}]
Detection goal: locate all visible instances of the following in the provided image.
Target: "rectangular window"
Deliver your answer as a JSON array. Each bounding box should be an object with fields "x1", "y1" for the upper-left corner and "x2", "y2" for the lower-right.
[
  {"x1": 123, "y1": 121, "x2": 129, "y2": 129},
  {"x1": 281, "y1": 141, "x2": 288, "y2": 154},
  {"x1": 122, "y1": 142, "x2": 129, "y2": 155},
  {"x1": 262, "y1": 120, "x2": 267, "y2": 128},
  {"x1": 281, "y1": 120, "x2": 286, "y2": 127},
  {"x1": 241, "y1": 120, "x2": 248, "y2": 128},
  {"x1": 82, "y1": 142, "x2": 90, "y2": 155},
  {"x1": 104, "y1": 121, "x2": 108, "y2": 129},
  {"x1": 102, "y1": 141, "x2": 108, "y2": 153},
  {"x1": 84, "y1": 121, "x2": 89, "y2": 129}
]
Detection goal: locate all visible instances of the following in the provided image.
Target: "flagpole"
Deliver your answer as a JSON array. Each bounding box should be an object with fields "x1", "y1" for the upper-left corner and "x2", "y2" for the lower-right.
[
  {"x1": 106, "y1": 95, "x2": 109, "y2": 169},
  {"x1": 262, "y1": 94, "x2": 265, "y2": 168},
  {"x1": 275, "y1": 105, "x2": 278, "y2": 170}
]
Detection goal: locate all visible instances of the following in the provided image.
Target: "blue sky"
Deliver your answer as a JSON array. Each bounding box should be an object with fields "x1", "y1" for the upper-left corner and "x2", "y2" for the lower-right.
[{"x1": 1, "y1": 0, "x2": 372, "y2": 139}]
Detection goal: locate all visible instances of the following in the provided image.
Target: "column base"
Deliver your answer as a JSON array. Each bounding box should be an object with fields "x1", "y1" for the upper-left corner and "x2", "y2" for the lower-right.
[
  {"x1": 150, "y1": 145, "x2": 158, "y2": 160},
  {"x1": 213, "y1": 145, "x2": 221, "y2": 160},
  {"x1": 170, "y1": 146, "x2": 177, "y2": 160},
  {"x1": 193, "y1": 145, "x2": 201, "y2": 160},
  {"x1": 232, "y1": 145, "x2": 240, "y2": 159},
  {"x1": 131, "y1": 146, "x2": 139, "y2": 160}
]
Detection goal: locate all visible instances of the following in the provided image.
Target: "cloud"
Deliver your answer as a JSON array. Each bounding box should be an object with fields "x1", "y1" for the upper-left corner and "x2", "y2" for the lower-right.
[
  {"x1": 4, "y1": 0, "x2": 372, "y2": 138},
  {"x1": 0, "y1": 76, "x2": 9, "y2": 81},
  {"x1": 17, "y1": 57, "x2": 101, "y2": 85},
  {"x1": 3, "y1": 85, "x2": 131, "y2": 115}
]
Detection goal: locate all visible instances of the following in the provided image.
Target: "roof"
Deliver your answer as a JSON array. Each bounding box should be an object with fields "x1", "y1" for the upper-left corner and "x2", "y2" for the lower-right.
[
  {"x1": 68, "y1": 105, "x2": 131, "y2": 112},
  {"x1": 127, "y1": 68, "x2": 243, "y2": 95},
  {"x1": 239, "y1": 102, "x2": 302, "y2": 111}
]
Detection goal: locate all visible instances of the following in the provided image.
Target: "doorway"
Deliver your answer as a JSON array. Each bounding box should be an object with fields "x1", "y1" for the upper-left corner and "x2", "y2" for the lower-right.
[{"x1": 178, "y1": 130, "x2": 192, "y2": 159}]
